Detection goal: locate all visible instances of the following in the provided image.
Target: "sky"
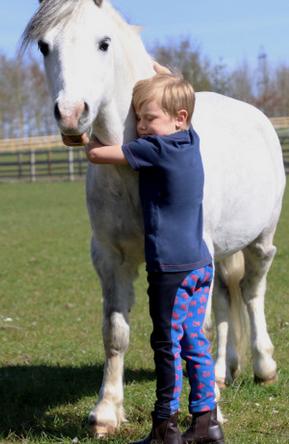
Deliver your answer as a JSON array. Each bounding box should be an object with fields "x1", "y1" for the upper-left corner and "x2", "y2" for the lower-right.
[{"x1": 1, "y1": 0, "x2": 289, "y2": 69}]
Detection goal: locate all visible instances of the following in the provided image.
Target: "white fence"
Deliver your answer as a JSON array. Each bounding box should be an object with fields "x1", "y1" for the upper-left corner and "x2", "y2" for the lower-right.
[{"x1": 0, "y1": 125, "x2": 288, "y2": 181}]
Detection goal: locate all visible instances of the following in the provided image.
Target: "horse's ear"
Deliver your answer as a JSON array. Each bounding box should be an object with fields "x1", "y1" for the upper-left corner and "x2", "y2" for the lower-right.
[
  {"x1": 38, "y1": 0, "x2": 103, "y2": 4},
  {"x1": 131, "y1": 25, "x2": 143, "y2": 34}
]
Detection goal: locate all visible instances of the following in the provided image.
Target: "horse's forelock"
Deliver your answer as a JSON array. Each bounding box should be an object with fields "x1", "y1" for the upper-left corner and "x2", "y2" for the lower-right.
[
  {"x1": 20, "y1": 0, "x2": 104, "y2": 53},
  {"x1": 38, "y1": 0, "x2": 103, "y2": 4}
]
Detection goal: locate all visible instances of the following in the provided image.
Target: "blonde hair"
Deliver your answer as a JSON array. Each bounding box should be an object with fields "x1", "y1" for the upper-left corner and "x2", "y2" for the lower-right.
[{"x1": 132, "y1": 73, "x2": 195, "y2": 124}]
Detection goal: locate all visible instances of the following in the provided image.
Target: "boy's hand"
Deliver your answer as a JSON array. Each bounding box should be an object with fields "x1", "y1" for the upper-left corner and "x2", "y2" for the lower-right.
[
  {"x1": 62, "y1": 132, "x2": 90, "y2": 146},
  {"x1": 153, "y1": 62, "x2": 171, "y2": 75},
  {"x1": 85, "y1": 136, "x2": 103, "y2": 157}
]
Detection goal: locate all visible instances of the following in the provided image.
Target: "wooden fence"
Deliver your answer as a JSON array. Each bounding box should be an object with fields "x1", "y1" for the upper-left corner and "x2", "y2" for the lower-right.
[
  {"x1": 0, "y1": 129, "x2": 288, "y2": 182},
  {"x1": 0, "y1": 139, "x2": 87, "y2": 182},
  {"x1": 270, "y1": 116, "x2": 289, "y2": 129},
  {"x1": 0, "y1": 135, "x2": 63, "y2": 152},
  {"x1": 282, "y1": 144, "x2": 289, "y2": 175}
]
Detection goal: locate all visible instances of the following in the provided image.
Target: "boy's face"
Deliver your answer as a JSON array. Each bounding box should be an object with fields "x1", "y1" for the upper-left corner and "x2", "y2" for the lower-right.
[{"x1": 136, "y1": 100, "x2": 184, "y2": 137}]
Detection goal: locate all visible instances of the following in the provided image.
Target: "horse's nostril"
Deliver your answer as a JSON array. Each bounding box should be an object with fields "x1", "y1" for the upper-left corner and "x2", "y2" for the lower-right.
[
  {"x1": 84, "y1": 102, "x2": 89, "y2": 115},
  {"x1": 54, "y1": 102, "x2": 61, "y2": 121}
]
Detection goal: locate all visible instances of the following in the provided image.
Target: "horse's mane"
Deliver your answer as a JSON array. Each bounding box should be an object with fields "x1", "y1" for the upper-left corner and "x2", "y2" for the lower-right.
[{"x1": 21, "y1": 0, "x2": 135, "y2": 53}]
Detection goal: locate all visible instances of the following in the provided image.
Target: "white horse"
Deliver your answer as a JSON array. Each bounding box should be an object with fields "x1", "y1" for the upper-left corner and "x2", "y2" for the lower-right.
[{"x1": 22, "y1": 0, "x2": 285, "y2": 436}]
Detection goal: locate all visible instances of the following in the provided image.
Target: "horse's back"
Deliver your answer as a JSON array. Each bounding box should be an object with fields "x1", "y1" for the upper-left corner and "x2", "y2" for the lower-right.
[
  {"x1": 194, "y1": 91, "x2": 284, "y2": 181},
  {"x1": 193, "y1": 92, "x2": 285, "y2": 257}
]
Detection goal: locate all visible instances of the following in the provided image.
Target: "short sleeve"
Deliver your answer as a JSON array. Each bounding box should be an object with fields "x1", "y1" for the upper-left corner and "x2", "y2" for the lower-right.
[{"x1": 122, "y1": 137, "x2": 161, "y2": 171}]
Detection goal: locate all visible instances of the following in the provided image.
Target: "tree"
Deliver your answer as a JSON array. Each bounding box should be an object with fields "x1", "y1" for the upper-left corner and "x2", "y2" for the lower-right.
[
  {"x1": 253, "y1": 52, "x2": 279, "y2": 116},
  {"x1": 0, "y1": 52, "x2": 57, "y2": 138},
  {"x1": 210, "y1": 60, "x2": 231, "y2": 95},
  {"x1": 152, "y1": 39, "x2": 213, "y2": 92},
  {"x1": 273, "y1": 65, "x2": 289, "y2": 117},
  {"x1": 227, "y1": 61, "x2": 254, "y2": 104}
]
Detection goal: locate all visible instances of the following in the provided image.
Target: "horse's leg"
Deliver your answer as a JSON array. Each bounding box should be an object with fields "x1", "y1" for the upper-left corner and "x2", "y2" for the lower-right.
[
  {"x1": 213, "y1": 253, "x2": 246, "y2": 387},
  {"x1": 202, "y1": 267, "x2": 224, "y2": 423},
  {"x1": 88, "y1": 236, "x2": 138, "y2": 436},
  {"x1": 241, "y1": 232, "x2": 277, "y2": 383},
  {"x1": 213, "y1": 269, "x2": 239, "y2": 387}
]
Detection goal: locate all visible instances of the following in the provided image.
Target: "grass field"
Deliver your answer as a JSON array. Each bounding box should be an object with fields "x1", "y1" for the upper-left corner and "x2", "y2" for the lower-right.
[{"x1": 0, "y1": 181, "x2": 288, "y2": 444}]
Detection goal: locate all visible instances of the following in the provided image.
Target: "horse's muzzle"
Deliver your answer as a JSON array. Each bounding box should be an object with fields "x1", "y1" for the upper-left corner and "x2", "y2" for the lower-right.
[{"x1": 62, "y1": 132, "x2": 90, "y2": 146}]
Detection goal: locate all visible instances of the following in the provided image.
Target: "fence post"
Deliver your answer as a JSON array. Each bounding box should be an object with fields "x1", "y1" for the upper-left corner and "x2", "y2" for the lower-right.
[
  {"x1": 77, "y1": 147, "x2": 84, "y2": 176},
  {"x1": 68, "y1": 147, "x2": 74, "y2": 181},
  {"x1": 30, "y1": 150, "x2": 36, "y2": 182},
  {"x1": 47, "y1": 149, "x2": 52, "y2": 176},
  {"x1": 17, "y1": 152, "x2": 23, "y2": 178}
]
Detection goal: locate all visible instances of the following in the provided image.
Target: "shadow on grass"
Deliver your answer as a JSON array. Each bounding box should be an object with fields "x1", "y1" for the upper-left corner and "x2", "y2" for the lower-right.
[{"x1": 0, "y1": 363, "x2": 154, "y2": 440}]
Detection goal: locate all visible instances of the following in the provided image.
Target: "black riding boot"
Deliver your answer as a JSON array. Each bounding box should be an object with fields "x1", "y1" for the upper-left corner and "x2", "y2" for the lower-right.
[
  {"x1": 182, "y1": 408, "x2": 224, "y2": 444},
  {"x1": 131, "y1": 412, "x2": 183, "y2": 444}
]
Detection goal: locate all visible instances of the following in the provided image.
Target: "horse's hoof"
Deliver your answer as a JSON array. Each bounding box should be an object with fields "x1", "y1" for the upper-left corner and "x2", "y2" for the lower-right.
[
  {"x1": 88, "y1": 406, "x2": 121, "y2": 437},
  {"x1": 88, "y1": 417, "x2": 116, "y2": 438},
  {"x1": 254, "y1": 373, "x2": 278, "y2": 385}
]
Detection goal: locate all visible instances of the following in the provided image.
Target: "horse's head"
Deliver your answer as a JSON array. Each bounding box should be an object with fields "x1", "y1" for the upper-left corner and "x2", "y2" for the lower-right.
[{"x1": 22, "y1": 0, "x2": 133, "y2": 140}]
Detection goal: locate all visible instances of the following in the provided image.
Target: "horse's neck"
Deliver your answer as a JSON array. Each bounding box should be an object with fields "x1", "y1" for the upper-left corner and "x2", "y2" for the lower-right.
[
  {"x1": 93, "y1": 21, "x2": 154, "y2": 145},
  {"x1": 91, "y1": 12, "x2": 154, "y2": 208}
]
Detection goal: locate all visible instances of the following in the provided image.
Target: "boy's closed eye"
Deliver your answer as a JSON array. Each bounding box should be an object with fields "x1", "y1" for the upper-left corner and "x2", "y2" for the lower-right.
[{"x1": 136, "y1": 113, "x2": 157, "y2": 122}]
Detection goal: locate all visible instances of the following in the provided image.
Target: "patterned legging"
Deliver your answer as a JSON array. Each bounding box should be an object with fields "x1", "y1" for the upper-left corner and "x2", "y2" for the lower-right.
[{"x1": 147, "y1": 265, "x2": 215, "y2": 420}]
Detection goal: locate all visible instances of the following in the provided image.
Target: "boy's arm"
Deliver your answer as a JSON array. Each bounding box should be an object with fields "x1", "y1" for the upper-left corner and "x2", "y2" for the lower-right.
[
  {"x1": 85, "y1": 137, "x2": 128, "y2": 165},
  {"x1": 62, "y1": 132, "x2": 127, "y2": 165}
]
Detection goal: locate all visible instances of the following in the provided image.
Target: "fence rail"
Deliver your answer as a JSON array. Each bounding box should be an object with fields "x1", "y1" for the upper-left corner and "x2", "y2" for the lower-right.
[
  {"x1": 0, "y1": 135, "x2": 64, "y2": 152},
  {"x1": 270, "y1": 116, "x2": 289, "y2": 129},
  {"x1": 0, "y1": 146, "x2": 87, "y2": 181},
  {"x1": 277, "y1": 128, "x2": 289, "y2": 176},
  {"x1": 0, "y1": 130, "x2": 288, "y2": 182}
]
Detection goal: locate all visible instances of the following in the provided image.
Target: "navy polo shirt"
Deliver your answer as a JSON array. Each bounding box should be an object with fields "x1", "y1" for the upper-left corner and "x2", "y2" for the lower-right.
[{"x1": 122, "y1": 127, "x2": 212, "y2": 272}]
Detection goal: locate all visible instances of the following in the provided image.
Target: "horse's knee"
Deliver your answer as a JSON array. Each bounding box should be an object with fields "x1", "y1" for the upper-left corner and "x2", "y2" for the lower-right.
[
  {"x1": 241, "y1": 242, "x2": 276, "y2": 300},
  {"x1": 244, "y1": 242, "x2": 276, "y2": 274},
  {"x1": 213, "y1": 272, "x2": 230, "y2": 322},
  {"x1": 103, "y1": 312, "x2": 130, "y2": 355}
]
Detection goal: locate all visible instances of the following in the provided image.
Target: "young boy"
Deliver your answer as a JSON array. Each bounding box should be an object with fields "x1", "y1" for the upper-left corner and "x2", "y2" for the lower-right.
[{"x1": 84, "y1": 73, "x2": 224, "y2": 444}]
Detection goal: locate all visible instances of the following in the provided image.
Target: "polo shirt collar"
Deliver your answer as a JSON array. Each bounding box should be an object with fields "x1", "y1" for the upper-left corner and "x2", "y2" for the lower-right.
[{"x1": 162, "y1": 125, "x2": 194, "y2": 144}]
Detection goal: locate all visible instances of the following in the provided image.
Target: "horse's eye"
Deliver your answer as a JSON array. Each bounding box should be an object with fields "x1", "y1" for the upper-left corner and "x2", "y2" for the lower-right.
[
  {"x1": 38, "y1": 40, "x2": 49, "y2": 57},
  {"x1": 99, "y1": 38, "x2": 111, "y2": 52}
]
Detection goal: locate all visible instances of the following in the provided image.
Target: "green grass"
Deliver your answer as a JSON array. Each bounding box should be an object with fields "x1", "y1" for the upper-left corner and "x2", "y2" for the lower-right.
[{"x1": 0, "y1": 181, "x2": 289, "y2": 443}]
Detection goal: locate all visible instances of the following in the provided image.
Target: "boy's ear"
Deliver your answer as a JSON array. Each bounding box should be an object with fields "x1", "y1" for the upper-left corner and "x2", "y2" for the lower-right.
[{"x1": 176, "y1": 109, "x2": 188, "y2": 129}]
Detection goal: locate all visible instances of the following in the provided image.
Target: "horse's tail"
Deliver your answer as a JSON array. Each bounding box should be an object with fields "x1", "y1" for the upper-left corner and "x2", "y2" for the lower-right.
[{"x1": 218, "y1": 251, "x2": 249, "y2": 372}]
